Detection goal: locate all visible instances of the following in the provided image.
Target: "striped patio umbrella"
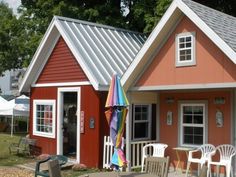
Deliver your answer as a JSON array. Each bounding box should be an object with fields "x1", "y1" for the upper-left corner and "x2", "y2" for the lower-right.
[{"x1": 105, "y1": 74, "x2": 129, "y2": 169}]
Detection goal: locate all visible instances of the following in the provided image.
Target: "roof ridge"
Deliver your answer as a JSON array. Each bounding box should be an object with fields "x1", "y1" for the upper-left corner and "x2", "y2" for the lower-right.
[
  {"x1": 182, "y1": 0, "x2": 236, "y2": 21},
  {"x1": 54, "y1": 15, "x2": 146, "y2": 36}
]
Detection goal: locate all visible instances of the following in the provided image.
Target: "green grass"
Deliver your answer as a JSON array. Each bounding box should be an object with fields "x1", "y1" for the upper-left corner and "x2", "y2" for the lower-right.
[
  {"x1": 0, "y1": 133, "x2": 102, "y2": 176},
  {"x1": 0, "y1": 133, "x2": 34, "y2": 166}
]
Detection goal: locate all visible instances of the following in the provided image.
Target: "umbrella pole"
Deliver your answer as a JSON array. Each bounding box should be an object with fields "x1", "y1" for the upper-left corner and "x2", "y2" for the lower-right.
[{"x1": 11, "y1": 114, "x2": 14, "y2": 137}]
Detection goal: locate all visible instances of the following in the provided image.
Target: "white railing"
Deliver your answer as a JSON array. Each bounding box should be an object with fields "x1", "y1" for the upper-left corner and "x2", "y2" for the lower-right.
[
  {"x1": 103, "y1": 136, "x2": 157, "y2": 169},
  {"x1": 130, "y1": 140, "x2": 158, "y2": 169},
  {"x1": 103, "y1": 136, "x2": 114, "y2": 169}
]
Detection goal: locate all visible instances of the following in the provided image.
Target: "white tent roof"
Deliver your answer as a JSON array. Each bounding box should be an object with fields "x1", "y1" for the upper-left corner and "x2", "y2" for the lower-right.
[
  {"x1": 0, "y1": 96, "x2": 8, "y2": 104},
  {"x1": 0, "y1": 95, "x2": 29, "y2": 116}
]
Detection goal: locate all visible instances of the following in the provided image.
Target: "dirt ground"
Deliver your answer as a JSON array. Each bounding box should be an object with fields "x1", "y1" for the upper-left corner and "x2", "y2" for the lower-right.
[{"x1": 0, "y1": 167, "x2": 34, "y2": 177}]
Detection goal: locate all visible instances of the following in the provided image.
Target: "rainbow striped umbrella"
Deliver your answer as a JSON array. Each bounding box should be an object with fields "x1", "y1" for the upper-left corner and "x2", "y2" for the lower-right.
[{"x1": 105, "y1": 74, "x2": 129, "y2": 169}]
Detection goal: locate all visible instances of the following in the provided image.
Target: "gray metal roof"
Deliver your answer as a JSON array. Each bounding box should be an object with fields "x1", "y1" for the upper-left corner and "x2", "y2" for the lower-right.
[
  {"x1": 182, "y1": 0, "x2": 236, "y2": 52},
  {"x1": 55, "y1": 16, "x2": 147, "y2": 88}
]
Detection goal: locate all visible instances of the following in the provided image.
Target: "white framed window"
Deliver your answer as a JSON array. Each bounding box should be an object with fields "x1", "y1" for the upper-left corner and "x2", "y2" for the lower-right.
[
  {"x1": 33, "y1": 99, "x2": 56, "y2": 138},
  {"x1": 132, "y1": 104, "x2": 151, "y2": 140},
  {"x1": 179, "y1": 102, "x2": 207, "y2": 147},
  {"x1": 176, "y1": 32, "x2": 196, "y2": 67}
]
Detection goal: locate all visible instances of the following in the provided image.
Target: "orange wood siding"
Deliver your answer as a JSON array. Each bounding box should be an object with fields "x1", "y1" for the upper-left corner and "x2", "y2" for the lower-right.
[
  {"x1": 159, "y1": 90, "x2": 231, "y2": 169},
  {"x1": 36, "y1": 37, "x2": 88, "y2": 84},
  {"x1": 136, "y1": 16, "x2": 236, "y2": 87},
  {"x1": 30, "y1": 87, "x2": 58, "y2": 154}
]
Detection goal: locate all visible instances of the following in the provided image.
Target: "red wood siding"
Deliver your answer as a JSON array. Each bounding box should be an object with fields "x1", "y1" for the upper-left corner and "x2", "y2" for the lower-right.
[
  {"x1": 136, "y1": 16, "x2": 236, "y2": 87},
  {"x1": 80, "y1": 86, "x2": 108, "y2": 168},
  {"x1": 29, "y1": 86, "x2": 109, "y2": 168},
  {"x1": 36, "y1": 37, "x2": 88, "y2": 83},
  {"x1": 30, "y1": 87, "x2": 58, "y2": 154}
]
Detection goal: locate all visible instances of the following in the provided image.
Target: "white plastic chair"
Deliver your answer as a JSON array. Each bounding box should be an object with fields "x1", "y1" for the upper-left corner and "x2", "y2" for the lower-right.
[
  {"x1": 186, "y1": 144, "x2": 216, "y2": 176},
  {"x1": 141, "y1": 143, "x2": 168, "y2": 172},
  {"x1": 208, "y1": 144, "x2": 236, "y2": 177}
]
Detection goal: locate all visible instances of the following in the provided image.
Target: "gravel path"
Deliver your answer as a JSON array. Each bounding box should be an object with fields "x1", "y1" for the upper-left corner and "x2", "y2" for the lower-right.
[{"x1": 0, "y1": 167, "x2": 34, "y2": 177}]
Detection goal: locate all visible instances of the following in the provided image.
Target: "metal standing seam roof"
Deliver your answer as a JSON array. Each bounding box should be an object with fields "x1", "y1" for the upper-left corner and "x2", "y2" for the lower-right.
[
  {"x1": 182, "y1": 0, "x2": 236, "y2": 52},
  {"x1": 55, "y1": 16, "x2": 147, "y2": 88}
]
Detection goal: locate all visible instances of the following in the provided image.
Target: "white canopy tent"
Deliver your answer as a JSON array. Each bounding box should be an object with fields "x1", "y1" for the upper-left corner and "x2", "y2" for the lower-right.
[{"x1": 0, "y1": 95, "x2": 29, "y2": 136}]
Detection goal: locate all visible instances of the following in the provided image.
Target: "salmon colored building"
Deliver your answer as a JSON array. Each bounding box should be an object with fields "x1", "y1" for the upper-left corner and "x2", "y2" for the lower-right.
[{"x1": 20, "y1": 0, "x2": 236, "y2": 173}]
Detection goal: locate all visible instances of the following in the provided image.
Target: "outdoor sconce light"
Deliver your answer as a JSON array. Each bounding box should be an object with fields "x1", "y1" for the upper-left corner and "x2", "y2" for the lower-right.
[
  {"x1": 214, "y1": 97, "x2": 225, "y2": 104},
  {"x1": 216, "y1": 110, "x2": 223, "y2": 127},
  {"x1": 166, "y1": 111, "x2": 173, "y2": 125},
  {"x1": 166, "y1": 97, "x2": 174, "y2": 104}
]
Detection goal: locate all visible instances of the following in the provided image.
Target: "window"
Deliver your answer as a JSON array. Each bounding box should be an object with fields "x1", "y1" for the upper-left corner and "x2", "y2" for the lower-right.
[
  {"x1": 33, "y1": 100, "x2": 56, "y2": 138},
  {"x1": 180, "y1": 103, "x2": 206, "y2": 147},
  {"x1": 133, "y1": 104, "x2": 151, "y2": 140},
  {"x1": 176, "y1": 32, "x2": 196, "y2": 67}
]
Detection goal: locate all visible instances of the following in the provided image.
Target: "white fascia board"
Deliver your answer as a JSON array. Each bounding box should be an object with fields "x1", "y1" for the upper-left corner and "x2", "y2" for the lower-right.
[
  {"x1": 121, "y1": 0, "x2": 178, "y2": 90},
  {"x1": 19, "y1": 19, "x2": 59, "y2": 93},
  {"x1": 177, "y1": 0, "x2": 236, "y2": 64},
  {"x1": 131, "y1": 82, "x2": 236, "y2": 91},
  {"x1": 54, "y1": 19, "x2": 99, "y2": 91},
  {"x1": 32, "y1": 81, "x2": 91, "y2": 88}
]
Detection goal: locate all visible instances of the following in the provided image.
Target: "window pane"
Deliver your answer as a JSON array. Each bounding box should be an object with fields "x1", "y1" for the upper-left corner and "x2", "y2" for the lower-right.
[
  {"x1": 135, "y1": 106, "x2": 141, "y2": 113},
  {"x1": 186, "y1": 55, "x2": 192, "y2": 60},
  {"x1": 194, "y1": 127, "x2": 203, "y2": 135},
  {"x1": 186, "y1": 36, "x2": 192, "y2": 42},
  {"x1": 193, "y1": 115, "x2": 203, "y2": 124},
  {"x1": 186, "y1": 42, "x2": 191, "y2": 48},
  {"x1": 179, "y1": 37, "x2": 185, "y2": 43},
  {"x1": 184, "y1": 135, "x2": 193, "y2": 144},
  {"x1": 134, "y1": 122, "x2": 148, "y2": 139},
  {"x1": 193, "y1": 106, "x2": 203, "y2": 114},
  {"x1": 183, "y1": 106, "x2": 192, "y2": 114},
  {"x1": 194, "y1": 135, "x2": 203, "y2": 144},
  {"x1": 184, "y1": 127, "x2": 193, "y2": 134},
  {"x1": 179, "y1": 43, "x2": 185, "y2": 48},
  {"x1": 183, "y1": 115, "x2": 192, "y2": 123}
]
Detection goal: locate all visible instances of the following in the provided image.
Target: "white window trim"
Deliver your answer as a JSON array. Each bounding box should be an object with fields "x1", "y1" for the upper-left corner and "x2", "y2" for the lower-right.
[
  {"x1": 132, "y1": 104, "x2": 152, "y2": 141},
  {"x1": 179, "y1": 102, "x2": 207, "y2": 147},
  {"x1": 33, "y1": 99, "x2": 56, "y2": 138},
  {"x1": 175, "y1": 32, "x2": 196, "y2": 67}
]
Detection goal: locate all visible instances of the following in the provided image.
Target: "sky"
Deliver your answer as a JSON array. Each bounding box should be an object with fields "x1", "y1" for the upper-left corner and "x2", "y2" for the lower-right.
[{"x1": 1, "y1": 0, "x2": 21, "y2": 14}]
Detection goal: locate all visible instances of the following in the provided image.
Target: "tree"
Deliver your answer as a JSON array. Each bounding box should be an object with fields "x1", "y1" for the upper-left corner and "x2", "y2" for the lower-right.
[
  {"x1": 0, "y1": 2, "x2": 25, "y2": 75},
  {"x1": 1, "y1": 0, "x2": 236, "y2": 71}
]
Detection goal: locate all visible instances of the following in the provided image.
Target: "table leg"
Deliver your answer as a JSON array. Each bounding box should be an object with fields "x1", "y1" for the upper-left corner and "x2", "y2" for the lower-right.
[{"x1": 175, "y1": 150, "x2": 182, "y2": 173}]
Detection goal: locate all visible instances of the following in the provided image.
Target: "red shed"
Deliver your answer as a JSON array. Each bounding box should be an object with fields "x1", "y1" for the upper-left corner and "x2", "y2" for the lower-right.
[{"x1": 19, "y1": 16, "x2": 146, "y2": 168}]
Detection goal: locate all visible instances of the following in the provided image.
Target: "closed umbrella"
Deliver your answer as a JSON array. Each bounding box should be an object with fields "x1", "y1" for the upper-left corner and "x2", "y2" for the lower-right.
[{"x1": 105, "y1": 74, "x2": 129, "y2": 170}]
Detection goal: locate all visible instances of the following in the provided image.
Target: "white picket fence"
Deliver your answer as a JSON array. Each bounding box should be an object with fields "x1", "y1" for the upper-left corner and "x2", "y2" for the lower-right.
[{"x1": 103, "y1": 136, "x2": 157, "y2": 169}]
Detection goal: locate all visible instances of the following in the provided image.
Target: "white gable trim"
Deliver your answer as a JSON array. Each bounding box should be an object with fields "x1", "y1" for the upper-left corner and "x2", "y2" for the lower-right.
[
  {"x1": 32, "y1": 81, "x2": 91, "y2": 88},
  {"x1": 122, "y1": 0, "x2": 236, "y2": 91},
  {"x1": 19, "y1": 20, "x2": 59, "y2": 92}
]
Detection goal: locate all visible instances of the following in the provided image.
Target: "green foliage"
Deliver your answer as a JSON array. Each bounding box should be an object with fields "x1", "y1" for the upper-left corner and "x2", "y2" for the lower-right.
[
  {"x1": 0, "y1": 0, "x2": 236, "y2": 72},
  {"x1": 0, "y1": 2, "x2": 25, "y2": 75}
]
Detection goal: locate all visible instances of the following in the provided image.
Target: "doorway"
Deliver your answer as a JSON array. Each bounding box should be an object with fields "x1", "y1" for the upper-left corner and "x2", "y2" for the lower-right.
[
  {"x1": 57, "y1": 87, "x2": 81, "y2": 162},
  {"x1": 63, "y1": 92, "x2": 77, "y2": 158}
]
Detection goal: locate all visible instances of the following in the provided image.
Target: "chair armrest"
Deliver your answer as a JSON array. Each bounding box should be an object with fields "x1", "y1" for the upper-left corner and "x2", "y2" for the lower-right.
[
  {"x1": 188, "y1": 148, "x2": 201, "y2": 159},
  {"x1": 35, "y1": 157, "x2": 51, "y2": 172}
]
